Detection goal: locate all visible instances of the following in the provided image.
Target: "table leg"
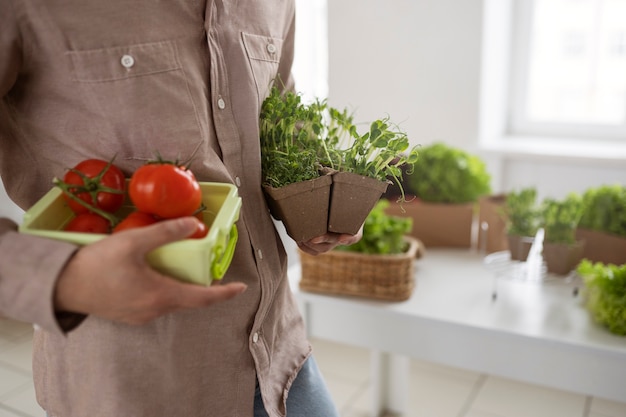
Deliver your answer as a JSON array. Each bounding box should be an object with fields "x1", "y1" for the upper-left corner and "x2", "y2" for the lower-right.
[{"x1": 370, "y1": 350, "x2": 410, "y2": 417}]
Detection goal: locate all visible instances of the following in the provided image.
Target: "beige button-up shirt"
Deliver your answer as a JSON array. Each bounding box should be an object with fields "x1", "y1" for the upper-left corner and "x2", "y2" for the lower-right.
[{"x1": 0, "y1": 1, "x2": 310, "y2": 416}]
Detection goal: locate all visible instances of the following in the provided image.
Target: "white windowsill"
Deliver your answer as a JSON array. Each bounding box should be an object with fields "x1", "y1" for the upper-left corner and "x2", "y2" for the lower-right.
[{"x1": 480, "y1": 136, "x2": 626, "y2": 166}]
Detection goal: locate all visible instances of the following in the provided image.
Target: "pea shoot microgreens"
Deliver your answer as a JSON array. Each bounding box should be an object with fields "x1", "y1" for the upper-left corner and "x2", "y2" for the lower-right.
[{"x1": 259, "y1": 86, "x2": 419, "y2": 201}]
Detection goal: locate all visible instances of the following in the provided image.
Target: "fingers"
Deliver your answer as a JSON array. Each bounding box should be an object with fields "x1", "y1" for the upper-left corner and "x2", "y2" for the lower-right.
[
  {"x1": 337, "y1": 231, "x2": 362, "y2": 246},
  {"x1": 298, "y1": 229, "x2": 363, "y2": 256},
  {"x1": 297, "y1": 242, "x2": 321, "y2": 256},
  {"x1": 54, "y1": 218, "x2": 246, "y2": 323},
  {"x1": 118, "y1": 216, "x2": 202, "y2": 254},
  {"x1": 167, "y1": 281, "x2": 248, "y2": 311},
  {"x1": 297, "y1": 234, "x2": 339, "y2": 256}
]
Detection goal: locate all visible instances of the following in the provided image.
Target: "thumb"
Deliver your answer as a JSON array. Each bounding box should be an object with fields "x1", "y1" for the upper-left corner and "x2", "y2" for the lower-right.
[{"x1": 125, "y1": 217, "x2": 200, "y2": 254}]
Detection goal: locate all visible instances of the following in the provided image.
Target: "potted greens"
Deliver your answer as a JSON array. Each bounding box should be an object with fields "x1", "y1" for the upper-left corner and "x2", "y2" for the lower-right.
[
  {"x1": 260, "y1": 86, "x2": 418, "y2": 241},
  {"x1": 385, "y1": 142, "x2": 492, "y2": 248},
  {"x1": 577, "y1": 260, "x2": 626, "y2": 336},
  {"x1": 540, "y1": 193, "x2": 585, "y2": 275},
  {"x1": 324, "y1": 116, "x2": 418, "y2": 234},
  {"x1": 260, "y1": 88, "x2": 332, "y2": 242},
  {"x1": 576, "y1": 184, "x2": 626, "y2": 265},
  {"x1": 299, "y1": 199, "x2": 421, "y2": 301},
  {"x1": 502, "y1": 187, "x2": 540, "y2": 261}
]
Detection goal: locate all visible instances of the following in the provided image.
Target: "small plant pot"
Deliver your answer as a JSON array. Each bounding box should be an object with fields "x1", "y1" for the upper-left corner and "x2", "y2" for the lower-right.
[
  {"x1": 507, "y1": 234, "x2": 534, "y2": 262},
  {"x1": 575, "y1": 228, "x2": 626, "y2": 265},
  {"x1": 385, "y1": 199, "x2": 475, "y2": 248},
  {"x1": 327, "y1": 172, "x2": 389, "y2": 235},
  {"x1": 542, "y1": 240, "x2": 585, "y2": 276},
  {"x1": 263, "y1": 174, "x2": 332, "y2": 243}
]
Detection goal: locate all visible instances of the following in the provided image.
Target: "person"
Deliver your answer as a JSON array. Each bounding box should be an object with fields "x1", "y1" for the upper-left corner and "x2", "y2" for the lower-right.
[{"x1": 0, "y1": 1, "x2": 362, "y2": 416}]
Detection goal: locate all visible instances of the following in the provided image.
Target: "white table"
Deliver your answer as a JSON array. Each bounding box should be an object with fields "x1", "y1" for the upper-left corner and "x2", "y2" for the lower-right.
[{"x1": 288, "y1": 248, "x2": 626, "y2": 416}]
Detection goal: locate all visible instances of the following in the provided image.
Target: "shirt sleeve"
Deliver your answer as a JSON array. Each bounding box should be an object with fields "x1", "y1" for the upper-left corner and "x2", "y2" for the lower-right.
[
  {"x1": 0, "y1": 0, "x2": 21, "y2": 97},
  {"x1": 0, "y1": 2, "x2": 85, "y2": 335},
  {"x1": 0, "y1": 227, "x2": 85, "y2": 334}
]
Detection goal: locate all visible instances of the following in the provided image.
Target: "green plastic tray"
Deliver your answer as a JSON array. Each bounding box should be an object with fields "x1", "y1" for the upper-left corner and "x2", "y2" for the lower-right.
[{"x1": 19, "y1": 181, "x2": 242, "y2": 285}]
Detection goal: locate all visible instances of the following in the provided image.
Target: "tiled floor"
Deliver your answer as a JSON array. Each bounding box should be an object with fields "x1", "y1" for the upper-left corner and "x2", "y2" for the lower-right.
[
  {"x1": 1, "y1": 318, "x2": 625, "y2": 417},
  {"x1": 312, "y1": 336, "x2": 626, "y2": 417}
]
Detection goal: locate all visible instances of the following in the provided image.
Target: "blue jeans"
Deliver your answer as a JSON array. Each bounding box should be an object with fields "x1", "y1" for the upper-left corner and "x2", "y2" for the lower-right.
[{"x1": 254, "y1": 355, "x2": 340, "y2": 417}]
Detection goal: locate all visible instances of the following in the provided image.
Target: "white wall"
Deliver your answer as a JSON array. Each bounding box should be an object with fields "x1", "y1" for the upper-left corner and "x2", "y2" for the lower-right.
[
  {"x1": 327, "y1": 0, "x2": 626, "y2": 201},
  {"x1": 0, "y1": 180, "x2": 23, "y2": 223},
  {"x1": 328, "y1": 0, "x2": 482, "y2": 150}
]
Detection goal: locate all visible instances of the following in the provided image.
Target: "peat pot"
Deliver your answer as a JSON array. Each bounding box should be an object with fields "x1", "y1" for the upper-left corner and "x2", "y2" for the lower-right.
[
  {"x1": 507, "y1": 234, "x2": 534, "y2": 262},
  {"x1": 542, "y1": 240, "x2": 585, "y2": 276},
  {"x1": 263, "y1": 174, "x2": 332, "y2": 243},
  {"x1": 327, "y1": 172, "x2": 389, "y2": 235}
]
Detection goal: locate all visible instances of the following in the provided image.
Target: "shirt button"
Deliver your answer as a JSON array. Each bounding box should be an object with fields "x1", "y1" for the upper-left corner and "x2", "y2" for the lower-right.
[
  {"x1": 120, "y1": 54, "x2": 135, "y2": 69},
  {"x1": 217, "y1": 97, "x2": 226, "y2": 109},
  {"x1": 252, "y1": 332, "x2": 259, "y2": 343},
  {"x1": 235, "y1": 176, "x2": 241, "y2": 187},
  {"x1": 266, "y1": 43, "x2": 277, "y2": 54},
  {"x1": 257, "y1": 249, "x2": 263, "y2": 260}
]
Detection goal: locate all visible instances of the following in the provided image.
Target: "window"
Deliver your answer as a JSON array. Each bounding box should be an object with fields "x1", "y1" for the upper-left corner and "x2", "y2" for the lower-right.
[
  {"x1": 293, "y1": 0, "x2": 328, "y2": 103},
  {"x1": 509, "y1": 0, "x2": 626, "y2": 140}
]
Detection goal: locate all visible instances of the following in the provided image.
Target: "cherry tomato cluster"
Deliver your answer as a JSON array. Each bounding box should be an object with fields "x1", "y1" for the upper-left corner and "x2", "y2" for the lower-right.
[{"x1": 55, "y1": 157, "x2": 208, "y2": 239}]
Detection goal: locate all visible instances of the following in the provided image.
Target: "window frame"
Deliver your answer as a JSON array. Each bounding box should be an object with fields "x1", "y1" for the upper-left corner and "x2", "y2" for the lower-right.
[
  {"x1": 507, "y1": 0, "x2": 626, "y2": 142},
  {"x1": 479, "y1": 0, "x2": 626, "y2": 162},
  {"x1": 293, "y1": 0, "x2": 328, "y2": 103}
]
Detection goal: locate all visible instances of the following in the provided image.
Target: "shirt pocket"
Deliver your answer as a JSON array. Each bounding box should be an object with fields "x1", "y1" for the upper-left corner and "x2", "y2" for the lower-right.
[
  {"x1": 68, "y1": 41, "x2": 180, "y2": 82},
  {"x1": 241, "y1": 32, "x2": 283, "y2": 108},
  {"x1": 66, "y1": 41, "x2": 202, "y2": 161}
]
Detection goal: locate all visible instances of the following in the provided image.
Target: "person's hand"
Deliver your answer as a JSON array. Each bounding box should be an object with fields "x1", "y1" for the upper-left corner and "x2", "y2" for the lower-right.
[
  {"x1": 55, "y1": 217, "x2": 247, "y2": 325},
  {"x1": 297, "y1": 225, "x2": 363, "y2": 256}
]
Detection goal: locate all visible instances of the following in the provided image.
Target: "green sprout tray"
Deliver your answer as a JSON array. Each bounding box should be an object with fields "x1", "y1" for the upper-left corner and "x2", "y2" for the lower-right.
[{"x1": 19, "y1": 182, "x2": 242, "y2": 286}]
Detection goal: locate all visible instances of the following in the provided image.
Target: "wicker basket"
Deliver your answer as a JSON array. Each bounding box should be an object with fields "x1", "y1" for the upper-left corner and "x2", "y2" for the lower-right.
[{"x1": 298, "y1": 236, "x2": 421, "y2": 301}]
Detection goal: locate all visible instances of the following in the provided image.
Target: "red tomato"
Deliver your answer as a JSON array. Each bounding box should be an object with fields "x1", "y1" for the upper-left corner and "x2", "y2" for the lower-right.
[
  {"x1": 64, "y1": 213, "x2": 110, "y2": 234},
  {"x1": 128, "y1": 163, "x2": 202, "y2": 219},
  {"x1": 112, "y1": 211, "x2": 159, "y2": 233},
  {"x1": 62, "y1": 159, "x2": 126, "y2": 214}
]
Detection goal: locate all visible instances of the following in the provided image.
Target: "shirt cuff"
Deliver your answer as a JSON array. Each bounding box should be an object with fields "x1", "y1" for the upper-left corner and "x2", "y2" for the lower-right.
[{"x1": 0, "y1": 230, "x2": 85, "y2": 334}]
